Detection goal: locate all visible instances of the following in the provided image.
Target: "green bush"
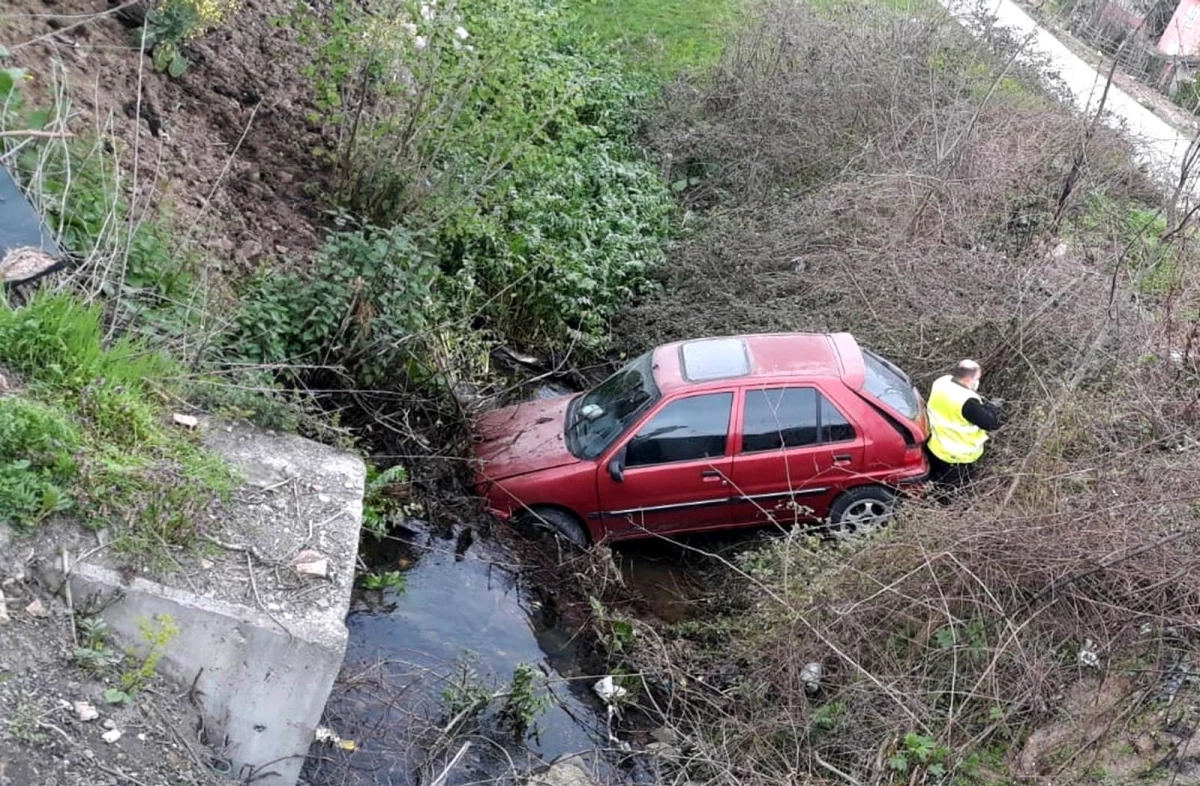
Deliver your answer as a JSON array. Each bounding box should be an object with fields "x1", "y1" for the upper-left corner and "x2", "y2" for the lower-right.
[
  {"x1": 1174, "y1": 78, "x2": 1200, "y2": 115},
  {"x1": 434, "y1": 140, "x2": 672, "y2": 348},
  {"x1": 0, "y1": 292, "x2": 235, "y2": 548},
  {"x1": 285, "y1": 0, "x2": 673, "y2": 366},
  {"x1": 0, "y1": 396, "x2": 81, "y2": 528},
  {"x1": 227, "y1": 225, "x2": 443, "y2": 386},
  {"x1": 0, "y1": 292, "x2": 174, "y2": 391}
]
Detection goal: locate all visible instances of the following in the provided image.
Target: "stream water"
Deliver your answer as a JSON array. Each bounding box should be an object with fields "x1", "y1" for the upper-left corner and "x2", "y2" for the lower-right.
[{"x1": 302, "y1": 512, "x2": 703, "y2": 786}]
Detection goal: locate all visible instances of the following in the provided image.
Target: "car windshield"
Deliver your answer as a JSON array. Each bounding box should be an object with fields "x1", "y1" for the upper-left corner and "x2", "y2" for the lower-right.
[
  {"x1": 570, "y1": 352, "x2": 660, "y2": 459},
  {"x1": 862, "y1": 348, "x2": 920, "y2": 420}
]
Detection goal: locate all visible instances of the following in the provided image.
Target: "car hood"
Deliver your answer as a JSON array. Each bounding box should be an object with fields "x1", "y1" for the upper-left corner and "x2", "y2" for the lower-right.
[{"x1": 472, "y1": 394, "x2": 579, "y2": 481}]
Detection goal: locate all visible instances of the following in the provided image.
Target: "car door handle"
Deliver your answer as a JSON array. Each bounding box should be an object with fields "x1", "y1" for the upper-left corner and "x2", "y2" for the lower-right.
[
  {"x1": 700, "y1": 469, "x2": 723, "y2": 481},
  {"x1": 832, "y1": 454, "x2": 853, "y2": 465}
]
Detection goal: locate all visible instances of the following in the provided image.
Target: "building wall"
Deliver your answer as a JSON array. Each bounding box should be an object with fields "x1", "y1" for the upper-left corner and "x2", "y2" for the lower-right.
[{"x1": 1159, "y1": 0, "x2": 1200, "y2": 55}]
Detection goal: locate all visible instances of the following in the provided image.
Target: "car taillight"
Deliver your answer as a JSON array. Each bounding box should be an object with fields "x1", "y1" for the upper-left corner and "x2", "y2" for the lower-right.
[{"x1": 905, "y1": 444, "x2": 926, "y2": 467}]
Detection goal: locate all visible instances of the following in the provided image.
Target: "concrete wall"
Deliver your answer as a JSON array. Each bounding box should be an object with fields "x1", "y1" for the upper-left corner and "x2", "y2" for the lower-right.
[
  {"x1": 69, "y1": 563, "x2": 347, "y2": 785},
  {"x1": 53, "y1": 422, "x2": 367, "y2": 786}
]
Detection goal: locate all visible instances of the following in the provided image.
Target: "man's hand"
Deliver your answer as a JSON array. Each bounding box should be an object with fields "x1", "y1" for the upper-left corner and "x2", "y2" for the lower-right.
[{"x1": 989, "y1": 397, "x2": 1005, "y2": 410}]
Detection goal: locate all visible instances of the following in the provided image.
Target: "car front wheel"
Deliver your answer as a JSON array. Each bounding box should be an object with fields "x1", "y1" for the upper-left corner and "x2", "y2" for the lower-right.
[
  {"x1": 516, "y1": 507, "x2": 590, "y2": 550},
  {"x1": 828, "y1": 485, "x2": 897, "y2": 532}
]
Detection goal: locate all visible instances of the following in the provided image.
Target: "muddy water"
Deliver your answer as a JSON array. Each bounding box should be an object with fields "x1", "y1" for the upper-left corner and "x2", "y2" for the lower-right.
[{"x1": 303, "y1": 517, "x2": 671, "y2": 785}]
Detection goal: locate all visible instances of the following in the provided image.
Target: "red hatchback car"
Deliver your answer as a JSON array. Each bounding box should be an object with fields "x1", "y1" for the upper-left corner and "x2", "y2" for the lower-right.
[{"x1": 472, "y1": 333, "x2": 929, "y2": 547}]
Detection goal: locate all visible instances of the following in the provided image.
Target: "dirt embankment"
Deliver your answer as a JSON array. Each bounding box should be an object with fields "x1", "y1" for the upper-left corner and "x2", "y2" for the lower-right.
[
  {"x1": 4, "y1": 0, "x2": 326, "y2": 272},
  {"x1": 1, "y1": 3, "x2": 338, "y2": 781}
]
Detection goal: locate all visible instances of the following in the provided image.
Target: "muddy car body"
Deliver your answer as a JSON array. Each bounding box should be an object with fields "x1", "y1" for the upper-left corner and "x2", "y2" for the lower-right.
[{"x1": 472, "y1": 333, "x2": 929, "y2": 546}]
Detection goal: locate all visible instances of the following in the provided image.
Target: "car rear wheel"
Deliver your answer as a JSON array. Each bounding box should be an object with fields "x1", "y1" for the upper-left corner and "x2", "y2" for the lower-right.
[
  {"x1": 828, "y1": 485, "x2": 897, "y2": 532},
  {"x1": 517, "y1": 507, "x2": 590, "y2": 550}
]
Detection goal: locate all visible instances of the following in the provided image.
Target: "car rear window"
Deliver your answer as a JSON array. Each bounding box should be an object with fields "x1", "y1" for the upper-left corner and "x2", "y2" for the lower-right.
[
  {"x1": 741, "y1": 387, "x2": 856, "y2": 452},
  {"x1": 862, "y1": 349, "x2": 920, "y2": 420}
]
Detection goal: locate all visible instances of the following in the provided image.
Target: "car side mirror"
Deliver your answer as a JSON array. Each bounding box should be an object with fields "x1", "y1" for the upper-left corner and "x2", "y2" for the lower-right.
[{"x1": 608, "y1": 455, "x2": 625, "y2": 483}]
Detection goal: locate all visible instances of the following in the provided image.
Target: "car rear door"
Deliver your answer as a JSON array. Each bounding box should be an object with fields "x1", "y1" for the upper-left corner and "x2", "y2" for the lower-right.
[
  {"x1": 728, "y1": 385, "x2": 867, "y2": 528},
  {"x1": 595, "y1": 391, "x2": 736, "y2": 539}
]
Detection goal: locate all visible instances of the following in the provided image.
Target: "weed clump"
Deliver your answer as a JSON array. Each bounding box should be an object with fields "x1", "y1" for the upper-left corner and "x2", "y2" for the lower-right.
[
  {"x1": 0, "y1": 396, "x2": 80, "y2": 527},
  {"x1": 0, "y1": 292, "x2": 235, "y2": 552}
]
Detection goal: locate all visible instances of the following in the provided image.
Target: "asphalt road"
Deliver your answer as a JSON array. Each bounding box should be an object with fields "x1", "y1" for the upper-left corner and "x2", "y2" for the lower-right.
[{"x1": 942, "y1": 0, "x2": 1198, "y2": 191}]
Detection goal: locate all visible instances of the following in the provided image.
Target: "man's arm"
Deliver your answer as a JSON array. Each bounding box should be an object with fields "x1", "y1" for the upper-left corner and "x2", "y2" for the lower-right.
[{"x1": 962, "y1": 398, "x2": 999, "y2": 431}]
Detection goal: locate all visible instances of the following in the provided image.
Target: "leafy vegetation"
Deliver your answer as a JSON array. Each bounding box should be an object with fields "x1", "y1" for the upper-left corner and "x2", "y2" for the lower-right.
[
  {"x1": 497, "y1": 662, "x2": 551, "y2": 739},
  {"x1": 442, "y1": 653, "x2": 493, "y2": 721},
  {"x1": 888, "y1": 733, "x2": 951, "y2": 779},
  {"x1": 439, "y1": 653, "x2": 553, "y2": 740},
  {"x1": 116, "y1": 614, "x2": 180, "y2": 701},
  {"x1": 0, "y1": 53, "x2": 245, "y2": 552},
  {"x1": 0, "y1": 396, "x2": 80, "y2": 528},
  {"x1": 589, "y1": 595, "x2": 637, "y2": 653},
  {"x1": 5, "y1": 703, "x2": 48, "y2": 746},
  {"x1": 138, "y1": 0, "x2": 244, "y2": 76},
  {"x1": 0, "y1": 293, "x2": 235, "y2": 551},
  {"x1": 227, "y1": 226, "x2": 442, "y2": 385},
  {"x1": 361, "y1": 570, "x2": 408, "y2": 592},
  {"x1": 73, "y1": 617, "x2": 120, "y2": 673},
  {"x1": 360, "y1": 463, "x2": 414, "y2": 539},
  {"x1": 239, "y1": 0, "x2": 673, "y2": 394},
  {"x1": 1076, "y1": 195, "x2": 1176, "y2": 296}
]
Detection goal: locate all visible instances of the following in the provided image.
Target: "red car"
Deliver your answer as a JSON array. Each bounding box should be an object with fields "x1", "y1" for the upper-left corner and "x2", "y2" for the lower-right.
[{"x1": 472, "y1": 333, "x2": 929, "y2": 547}]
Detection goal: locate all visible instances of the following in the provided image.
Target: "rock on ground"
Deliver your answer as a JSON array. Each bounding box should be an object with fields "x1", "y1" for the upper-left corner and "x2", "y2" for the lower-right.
[{"x1": 524, "y1": 757, "x2": 597, "y2": 786}]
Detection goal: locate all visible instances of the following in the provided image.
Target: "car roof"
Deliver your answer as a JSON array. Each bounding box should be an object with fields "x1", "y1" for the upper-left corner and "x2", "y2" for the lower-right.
[{"x1": 651, "y1": 333, "x2": 866, "y2": 393}]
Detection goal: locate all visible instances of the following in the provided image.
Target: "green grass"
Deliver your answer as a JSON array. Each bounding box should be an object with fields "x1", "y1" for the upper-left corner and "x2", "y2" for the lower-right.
[
  {"x1": 565, "y1": 0, "x2": 736, "y2": 78},
  {"x1": 1073, "y1": 194, "x2": 1182, "y2": 298},
  {"x1": 0, "y1": 292, "x2": 237, "y2": 558}
]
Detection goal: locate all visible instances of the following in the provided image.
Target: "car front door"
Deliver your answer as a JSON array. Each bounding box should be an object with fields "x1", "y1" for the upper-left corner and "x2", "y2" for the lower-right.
[
  {"x1": 728, "y1": 385, "x2": 866, "y2": 528},
  {"x1": 595, "y1": 391, "x2": 736, "y2": 539}
]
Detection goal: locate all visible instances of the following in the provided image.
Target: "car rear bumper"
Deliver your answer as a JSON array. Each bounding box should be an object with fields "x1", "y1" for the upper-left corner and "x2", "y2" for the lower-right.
[{"x1": 895, "y1": 471, "x2": 931, "y2": 499}]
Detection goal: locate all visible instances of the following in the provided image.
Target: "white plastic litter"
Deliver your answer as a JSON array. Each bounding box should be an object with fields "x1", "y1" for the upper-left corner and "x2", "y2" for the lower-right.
[
  {"x1": 800, "y1": 662, "x2": 823, "y2": 693},
  {"x1": 593, "y1": 676, "x2": 627, "y2": 704},
  {"x1": 314, "y1": 725, "x2": 357, "y2": 751},
  {"x1": 594, "y1": 676, "x2": 628, "y2": 726}
]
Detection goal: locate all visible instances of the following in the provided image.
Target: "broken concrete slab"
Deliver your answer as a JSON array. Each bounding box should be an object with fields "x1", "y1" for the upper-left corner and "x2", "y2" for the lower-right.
[{"x1": 55, "y1": 421, "x2": 366, "y2": 786}]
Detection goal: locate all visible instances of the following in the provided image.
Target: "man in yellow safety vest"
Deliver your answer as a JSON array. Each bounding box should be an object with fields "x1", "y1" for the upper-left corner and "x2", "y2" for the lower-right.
[{"x1": 925, "y1": 359, "x2": 1001, "y2": 490}]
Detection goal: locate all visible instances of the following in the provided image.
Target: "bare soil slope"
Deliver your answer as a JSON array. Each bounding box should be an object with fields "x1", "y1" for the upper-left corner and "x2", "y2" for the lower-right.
[{"x1": 3, "y1": 0, "x2": 326, "y2": 271}]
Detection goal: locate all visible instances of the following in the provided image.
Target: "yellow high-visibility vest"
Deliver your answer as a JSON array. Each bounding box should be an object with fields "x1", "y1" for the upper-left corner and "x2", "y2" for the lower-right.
[{"x1": 926, "y1": 375, "x2": 987, "y2": 464}]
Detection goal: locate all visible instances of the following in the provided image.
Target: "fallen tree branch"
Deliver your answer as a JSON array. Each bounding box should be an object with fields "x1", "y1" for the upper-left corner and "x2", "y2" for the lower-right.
[{"x1": 0, "y1": 129, "x2": 74, "y2": 139}]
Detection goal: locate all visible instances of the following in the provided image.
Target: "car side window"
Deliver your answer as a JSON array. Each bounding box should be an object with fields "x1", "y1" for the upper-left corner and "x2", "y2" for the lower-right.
[
  {"x1": 822, "y1": 397, "x2": 856, "y2": 443},
  {"x1": 741, "y1": 387, "x2": 856, "y2": 453},
  {"x1": 624, "y1": 393, "x2": 733, "y2": 468}
]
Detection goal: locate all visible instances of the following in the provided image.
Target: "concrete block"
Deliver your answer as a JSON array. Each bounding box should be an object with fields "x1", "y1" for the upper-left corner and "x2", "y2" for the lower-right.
[
  {"x1": 62, "y1": 423, "x2": 366, "y2": 786},
  {"x1": 69, "y1": 563, "x2": 345, "y2": 785}
]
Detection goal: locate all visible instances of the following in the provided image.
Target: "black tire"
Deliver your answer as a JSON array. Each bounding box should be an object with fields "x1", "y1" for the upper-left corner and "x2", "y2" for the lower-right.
[
  {"x1": 517, "y1": 507, "x2": 590, "y2": 549},
  {"x1": 828, "y1": 485, "x2": 897, "y2": 532}
]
